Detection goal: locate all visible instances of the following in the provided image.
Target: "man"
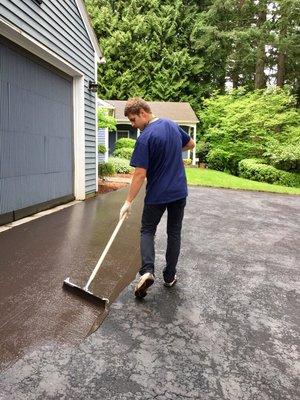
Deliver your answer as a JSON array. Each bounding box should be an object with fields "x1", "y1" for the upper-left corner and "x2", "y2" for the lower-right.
[{"x1": 119, "y1": 98, "x2": 195, "y2": 298}]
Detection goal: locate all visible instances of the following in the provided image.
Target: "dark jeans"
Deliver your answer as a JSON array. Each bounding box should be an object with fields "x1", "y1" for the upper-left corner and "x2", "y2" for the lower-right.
[{"x1": 139, "y1": 197, "x2": 186, "y2": 283}]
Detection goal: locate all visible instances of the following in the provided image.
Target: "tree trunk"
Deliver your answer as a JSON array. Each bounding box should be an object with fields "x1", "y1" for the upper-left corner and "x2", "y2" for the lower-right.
[
  {"x1": 276, "y1": 50, "x2": 285, "y2": 87},
  {"x1": 231, "y1": 68, "x2": 239, "y2": 89},
  {"x1": 254, "y1": 4, "x2": 267, "y2": 89},
  {"x1": 255, "y1": 46, "x2": 266, "y2": 89}
]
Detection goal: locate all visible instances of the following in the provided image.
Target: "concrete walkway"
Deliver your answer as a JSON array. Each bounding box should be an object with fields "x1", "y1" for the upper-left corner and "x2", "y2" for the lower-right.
[{"x1": 0, "y1": 187, "x2": 299, "y2": 399}]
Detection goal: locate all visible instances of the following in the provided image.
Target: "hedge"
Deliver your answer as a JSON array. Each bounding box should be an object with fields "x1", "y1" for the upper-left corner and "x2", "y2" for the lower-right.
[
  {"x1": 108, "y1": 157, "x2": 134, "y2": 174},
  {"x1": 113, "y1": 147, "x2": 134, "y2": 160},
  {"x1": 98, "y1": 162, "x2": 115, "y2": 177},
  {"x1": 114, "y1": 138, "x2": 136, "y2": 150},
  {"x1": 238, "y1": 158, "x2": 300, "y2": 187},
  {"x1": 265, "y1": 142, "x2": 300, "y2": 172},
  {"x1": 206, "y1": 148, "x2": 239, "y2": 174}
]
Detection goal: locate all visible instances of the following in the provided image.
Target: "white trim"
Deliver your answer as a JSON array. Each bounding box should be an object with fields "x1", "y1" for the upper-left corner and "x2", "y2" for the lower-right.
[
  {"x1": 73, "y1": 77, "x2": 86, "y2": 199},
  {"x1": 137, "y1": 129, "x2": 141, "y2": 138},
  {"x1": 116, "y1": 130, "x2": 130, "y2": 140},
  {"x1": 115, "y1": 119, "x2": 199, "y2": 125},
  {"x1": 0, "y1": 17, "x2": 82, "y2": 77},
  {"x1": 75, "y1": 0, "x2": 103, "y2": 62},
  {"x1": 192, "y1": 124, "x2": 197, "y2": 166}
]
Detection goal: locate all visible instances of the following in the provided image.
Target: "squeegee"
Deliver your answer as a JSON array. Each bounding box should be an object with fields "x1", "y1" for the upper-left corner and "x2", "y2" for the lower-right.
[{"x1": 63, "y1": 213, "x2": 127, "y2": 306}]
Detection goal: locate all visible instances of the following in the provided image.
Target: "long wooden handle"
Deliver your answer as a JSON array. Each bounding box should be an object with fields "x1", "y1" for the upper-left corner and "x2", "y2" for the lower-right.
[{"x1": 84, "y1": 213, "x2": 127, "y2": 290}]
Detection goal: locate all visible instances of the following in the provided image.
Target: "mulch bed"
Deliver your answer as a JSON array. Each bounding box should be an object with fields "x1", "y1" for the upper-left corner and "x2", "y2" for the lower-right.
[{"x1": 98, "y1": 173, "x2": 133, "y2": 195}]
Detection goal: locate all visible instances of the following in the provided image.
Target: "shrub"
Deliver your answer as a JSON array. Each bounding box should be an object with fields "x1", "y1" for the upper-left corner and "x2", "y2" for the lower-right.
[
  {"x1": 98, "y1": 144, "x2": 106, "y2": 154},
  {"x1": 196, "y1": 141, "x2": 209, "y2": 162},
  {"x1": 200, "y1": 87, "x2": 300, "y2": 169},
  {"x1": 238, "y1": 158, "x2": 300, "y2": 187},
  {"x1": 264, "y1": 142, "x2": 300, "y2": 172},
  {"x1": 115, "y1": 138, "x2": 136, "y2": 150},
  {"x1": 98, "y1": 162, "x2": 115, "y2": 177},
  {"x1": 108, "y1": 157, "x2": 134, "y2": 174},
  {"x1": 113, "y1": 147, "x2": 134, "y2": 160},
  {"x1": 183, "y1": 158, "x2": 192, "y2": 166},
  {"x1": 98, "y1": 108, "x2": 117, "y2": 131},
  {"x1": 206, "y1": 148, "x2": 239, "y2": 174}
]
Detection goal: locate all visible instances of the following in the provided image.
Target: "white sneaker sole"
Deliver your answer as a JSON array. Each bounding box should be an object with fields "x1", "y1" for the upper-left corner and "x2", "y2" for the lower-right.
[
  {"x1": 135, "y1": 273, "x2": 154, "y2": 298},
  {"x1": 164, "y1": 276, "x2": 177, "y2": 287}
]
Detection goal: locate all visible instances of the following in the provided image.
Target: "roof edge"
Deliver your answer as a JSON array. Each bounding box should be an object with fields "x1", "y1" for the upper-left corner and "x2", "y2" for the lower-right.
[
  {"x1": 114, "y1": 119, "x2": 199, "y2": 124},
  {"x1": 75, "y1": 0, "x2": 104, "y2": 62}
]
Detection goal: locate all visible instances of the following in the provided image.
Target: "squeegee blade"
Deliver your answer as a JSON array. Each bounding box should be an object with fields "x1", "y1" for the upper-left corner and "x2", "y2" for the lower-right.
[{"x1": 63, "y1": 277, "x2": 109, "y2": 307}]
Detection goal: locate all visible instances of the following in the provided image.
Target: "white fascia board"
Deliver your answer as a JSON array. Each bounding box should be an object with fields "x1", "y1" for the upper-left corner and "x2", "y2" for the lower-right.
[
  {"x1": 0, "y1": 17, "x2": 82, "y2": 77},
  {"x1": 116, "y1": 119, "x2": 198, "y2": 125},
  {"x1": 97, "y1": 99, "x2": 115, "y2": 109},
  {"x1": 75, "y1": 0, "x2": 103, "y2": 63}
]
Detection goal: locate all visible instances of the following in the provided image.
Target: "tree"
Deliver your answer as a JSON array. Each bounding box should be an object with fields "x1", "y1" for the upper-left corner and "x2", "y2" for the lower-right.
[{"x1": 85, "y1": 0, "x2": 206, "y2": 109}]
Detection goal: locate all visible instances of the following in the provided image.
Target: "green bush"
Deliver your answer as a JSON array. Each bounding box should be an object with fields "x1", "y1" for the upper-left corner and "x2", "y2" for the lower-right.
[
  {"x1": 200, "y1": 87, "x2": 300, "y2": 169},
  {"x1": 108, "y1": 157, "x2": 134, "y2": 174},
  {"x1": 238, "y1": 158, "x2": 300, "y2": 187},
  {"x1": 206, "y1": 148, "x2": 239, "y2": 174},
  {"x1": 113, "y1": 147, "x2": 134, "y2": 160},
  {"x1": 183, "y1": 158, "x2": 192, "y2": 166},
  {"x1": 115, "y1": 138, "x2": 136, "y2": 150},
  {"x1": 98, "y1": 162, "x2": 115, "y2": 177},
  {"x1": 264, "y1": 142, "x2": 300, "y2": 172},
  {"x1": 98, "y1": 144, "x2": 106, "y2": 154},
  {"x1": 196, "y1": 140, "x2": 210, "y2": 162}
]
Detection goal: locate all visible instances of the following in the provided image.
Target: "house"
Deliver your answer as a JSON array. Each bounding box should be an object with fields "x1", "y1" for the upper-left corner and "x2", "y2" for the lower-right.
[
  {"x1": 0, "y1": 0, "x2": 104, "y2": 226},
  {"x1": 98, "y1": 100, "x2": 199, "y2": 165}
]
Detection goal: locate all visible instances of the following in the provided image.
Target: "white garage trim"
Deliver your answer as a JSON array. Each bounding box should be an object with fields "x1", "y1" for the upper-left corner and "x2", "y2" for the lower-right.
[
  {"x1": 73, "y1": 76, "x2": 86, "y2": 200},
  {"x1": 0, "y1": 17, "x2": 86, "y2": 200}
]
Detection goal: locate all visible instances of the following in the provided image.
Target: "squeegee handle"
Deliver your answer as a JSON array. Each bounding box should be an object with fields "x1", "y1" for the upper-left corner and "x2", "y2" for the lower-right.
[{"x1": 84, "y1": 213, "x2": 127, "y2": 290}]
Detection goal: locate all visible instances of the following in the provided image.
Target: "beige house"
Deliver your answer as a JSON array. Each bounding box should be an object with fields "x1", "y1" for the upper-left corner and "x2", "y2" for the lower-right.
[{"x1": 98, "y1": 100, "x2": 199, "y2": 165}]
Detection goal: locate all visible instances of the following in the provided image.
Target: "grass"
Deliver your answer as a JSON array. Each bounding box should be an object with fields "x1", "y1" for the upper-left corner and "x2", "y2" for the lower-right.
[{"x1": 185, "y1": 168, "x2": 300, "y2": 195}]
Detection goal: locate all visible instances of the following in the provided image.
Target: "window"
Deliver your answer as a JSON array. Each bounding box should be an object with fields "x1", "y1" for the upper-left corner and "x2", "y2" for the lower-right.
[{"x1": 116, "y1": 130, "x2": 130, "y2": 140}]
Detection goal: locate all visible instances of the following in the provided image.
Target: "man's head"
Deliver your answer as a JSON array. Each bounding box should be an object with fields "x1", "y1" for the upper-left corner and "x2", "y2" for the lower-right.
[{"x1": 124, "y1": 97, "x2": 153, "y2": 130}]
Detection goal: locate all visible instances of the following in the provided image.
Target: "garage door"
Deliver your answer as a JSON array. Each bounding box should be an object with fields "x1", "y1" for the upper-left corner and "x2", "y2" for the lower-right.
[{"x1": 0, "y1": 37, "x2": 74, "y2": 224}]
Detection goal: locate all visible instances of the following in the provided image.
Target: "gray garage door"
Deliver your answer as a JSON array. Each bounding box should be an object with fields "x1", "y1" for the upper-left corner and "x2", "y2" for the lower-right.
[{"x1": 0, "y1": 37, "x2": 74, "y2": 224}]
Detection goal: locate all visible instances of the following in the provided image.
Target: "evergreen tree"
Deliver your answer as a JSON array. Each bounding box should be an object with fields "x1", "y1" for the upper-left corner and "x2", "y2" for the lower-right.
[{"x1": 85, "y1": 0, "x2": 206, "y2": 109}]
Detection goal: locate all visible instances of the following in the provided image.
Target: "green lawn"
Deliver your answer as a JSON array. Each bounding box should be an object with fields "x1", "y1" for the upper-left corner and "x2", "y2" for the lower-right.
[{"x1": 185, "y1": 168, "x2": 300, "y2": 195}]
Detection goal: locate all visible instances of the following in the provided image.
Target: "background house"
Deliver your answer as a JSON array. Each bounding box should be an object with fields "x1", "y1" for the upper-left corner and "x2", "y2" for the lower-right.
[
  {"x1": 0, "y1": 0, "x2": 103, "y2": 226},
  {"x1": 98, "y1": 100, "x2": 198, "y2": 165}
]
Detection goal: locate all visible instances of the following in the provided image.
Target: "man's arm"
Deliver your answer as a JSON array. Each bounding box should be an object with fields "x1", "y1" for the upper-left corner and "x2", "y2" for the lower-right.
[
  {"x1": 119, "y1": 167, "x2": 146, "y2": 219},
  {"x1": 182, "y1": 138, "x2": 195, "y2": 151},
  {"x1": 126, "y1": 167, "x2": 147, "y2": 202}
]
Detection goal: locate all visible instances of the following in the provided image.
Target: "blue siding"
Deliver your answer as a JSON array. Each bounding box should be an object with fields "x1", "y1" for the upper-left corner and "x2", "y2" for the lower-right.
[
  {"x1": 98, "y1": 128, "x2": 106, "y2": 163},
  {"x1": 2, "y1": 0, "x2": 97, "y2": 194},
  {"x1": 0, "y1": 39, "x2": 73, "y2": 214}
]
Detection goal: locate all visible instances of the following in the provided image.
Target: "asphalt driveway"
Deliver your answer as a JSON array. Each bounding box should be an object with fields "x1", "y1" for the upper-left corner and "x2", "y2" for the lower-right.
[{"x1": 0, "y1": 186, "x2": 299, "y2": 400}]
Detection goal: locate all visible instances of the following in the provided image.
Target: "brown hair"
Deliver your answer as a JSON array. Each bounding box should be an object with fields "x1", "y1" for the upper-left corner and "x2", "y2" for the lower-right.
[{"x1": 124, "y1": 97, "x2": 152, "y2": 117}]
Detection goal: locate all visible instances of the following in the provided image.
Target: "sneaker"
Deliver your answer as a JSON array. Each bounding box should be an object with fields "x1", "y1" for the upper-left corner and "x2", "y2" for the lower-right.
[
  {"x1": 164, "y1": 275, "x2": 177, "y2": 287},
  {"x1": 134, "y1": 273, "x2": 155, "y2": 298}
]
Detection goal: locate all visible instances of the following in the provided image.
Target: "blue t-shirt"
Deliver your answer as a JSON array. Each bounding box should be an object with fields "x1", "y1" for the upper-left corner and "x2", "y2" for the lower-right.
[{"x1": 130, "y1": 118, "x2": 191, "y2": 204}]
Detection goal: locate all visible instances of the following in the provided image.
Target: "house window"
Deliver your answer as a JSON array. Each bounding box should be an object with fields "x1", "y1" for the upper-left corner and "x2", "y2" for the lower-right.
[{"x1": 116, "y1": 130, "x2": 130, "y2": 140}]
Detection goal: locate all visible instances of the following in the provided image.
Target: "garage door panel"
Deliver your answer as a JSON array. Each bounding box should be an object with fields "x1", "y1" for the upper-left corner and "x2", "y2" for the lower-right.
[
  {"x1": 2, "y1": 44, "x2": 72, "y2": 105},
  {"x1": 0, "y1": 81, "x2": 9, "y2": 131},
  {"x1": 45, "y1": 137, "x2": 73, "y2": 173},
  {"x1": 1, "y1": 172, "x2": 73, "y2": 215},
  {"x1": 0, "y1": 131, "x2": 44, "y2": 179},
  {"x1": 0, "y1": 38, "x2": 74, "y2": 219}
]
